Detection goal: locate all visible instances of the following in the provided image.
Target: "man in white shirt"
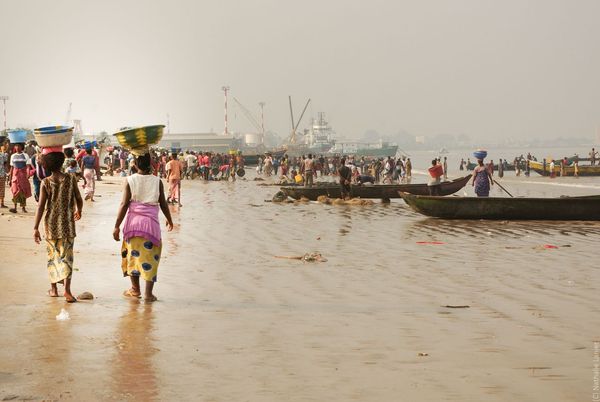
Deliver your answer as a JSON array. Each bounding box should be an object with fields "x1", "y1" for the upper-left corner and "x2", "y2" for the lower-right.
[
  {"x1": 184, "y1": 151, "x2": 197, "y2": 179},
  {"x1": 304, "y1": 154, "x2": 314, "y2": 187}
]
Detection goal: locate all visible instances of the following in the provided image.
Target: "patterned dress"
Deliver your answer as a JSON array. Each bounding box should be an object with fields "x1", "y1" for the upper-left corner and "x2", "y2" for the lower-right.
[
  {"x1": 9, "y1": 152, "x2": 32, "y2": 206},
  {"x1": 473, "y1": 167, "x2": 491, "y2": 197},
  {"x1": 121, "y1": 174, "x2": 162, "y2": 282},
  {"x1": 0, "y1": 152, "x2": 7, "y2": 200},
  {"x1": 42, "y1": 174, "x2": 78, "y2": 283}
]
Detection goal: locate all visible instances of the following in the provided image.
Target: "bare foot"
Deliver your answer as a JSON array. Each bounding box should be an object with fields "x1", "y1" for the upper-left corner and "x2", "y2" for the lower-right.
[
  {"x1": 123, "y1": 288, "x2": 141, "y2": 298},
  {"x1": 9, "y1": 208, "x2": 16, "y2": 213},
  {"x1": 144, "y1": 295, "x2": 158, "y2": 302},
  {"x1": 22, "y1": 207, "x2": 27, "y2": 213},
  {"x1": 64, "y1": 293, "x2": 77, "y2": 303},
  {"x1": 0, "y1": 204, "x2": 7, "y2": 208},
  {"x1": 48, "y1": 289, "x2": 59, "y2": 297}
]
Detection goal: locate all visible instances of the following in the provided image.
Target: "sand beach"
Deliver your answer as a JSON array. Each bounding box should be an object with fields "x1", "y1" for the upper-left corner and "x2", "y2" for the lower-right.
[{"x1": 0, "y1": 169, "x2": 598, "y2": 401}]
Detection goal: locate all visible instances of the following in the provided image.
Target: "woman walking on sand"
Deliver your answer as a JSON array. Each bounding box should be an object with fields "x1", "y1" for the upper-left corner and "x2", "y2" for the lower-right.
[
  {"x1": 0, "y1": 141, "x2": 9, "y2": 208},
  {"x1": 113, "y1": 152, "x2": 173, "y2": 302},
  {"x1": 8, "y1": 143, "x2": 32, "y2": 213},
  {"x1": 80, "y1": 147, "x2": 97, "y2": 201},
  {"x1": 33, "y1": 151, "x2": 84, "y2": 303},
  {"x1": 165, "y1": 153, "x2": 182, "y2": 205}
]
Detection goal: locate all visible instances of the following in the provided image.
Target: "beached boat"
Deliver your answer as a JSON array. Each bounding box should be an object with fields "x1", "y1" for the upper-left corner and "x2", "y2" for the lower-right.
[
  {"x1": 528, "y1": 160, "x2": 600, "y2": 177},
  {"x1": 399, "y1": 192, "x2": 600, "y2": 220},
  {"x1": 281, "y1": 175, "x2": 471, "y2": 200}
]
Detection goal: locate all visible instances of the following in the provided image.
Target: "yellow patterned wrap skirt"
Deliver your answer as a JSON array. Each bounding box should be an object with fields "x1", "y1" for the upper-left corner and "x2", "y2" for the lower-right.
[
  {"x1": 46, "y1": 238, "x2": 74, "y2": 284},
  {"x1": 121, "y1": 236, "x2": 161, "y2": 282}
]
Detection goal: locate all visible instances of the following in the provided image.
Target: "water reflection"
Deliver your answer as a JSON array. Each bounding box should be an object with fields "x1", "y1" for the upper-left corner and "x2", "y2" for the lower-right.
[
  {"x1": 405, "y1": 217, "x2": 600, "y2": 238},
  {"x1": 33, "y1": 302, "x2": 74, "y2": 396},
  {"x1": 112, "y1": 301, "x2": 158, "y2": 402}
]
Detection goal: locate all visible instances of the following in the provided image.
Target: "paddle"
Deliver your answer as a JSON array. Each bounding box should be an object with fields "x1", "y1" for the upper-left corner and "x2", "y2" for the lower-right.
[{"x1": 493, "y1": 179, "x2": 514, "y2": 198}]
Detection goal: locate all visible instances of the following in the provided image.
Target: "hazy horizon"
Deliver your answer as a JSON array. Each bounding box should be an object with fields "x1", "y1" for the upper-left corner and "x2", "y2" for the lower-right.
[{"x1": 1, "y1": 0, "x2": 599, "y2": 141}]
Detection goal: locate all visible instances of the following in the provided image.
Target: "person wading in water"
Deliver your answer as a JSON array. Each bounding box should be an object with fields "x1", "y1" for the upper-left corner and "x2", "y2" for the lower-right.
[{"x1": 338, "y1": 158, "x2": 352, "y2": 199}]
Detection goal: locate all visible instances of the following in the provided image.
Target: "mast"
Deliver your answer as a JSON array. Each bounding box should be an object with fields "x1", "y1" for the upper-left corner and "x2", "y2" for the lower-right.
[
  {"x1": 288, "y1": 96, "x2": 295, "y2": 143},
  {"x1": 222, "y1": 85, "x2": 230, "y2": 135},
  {"x1": 0, "y1": 96, "x2": 8, "y2": 131},
  {"x1": 259, "y1": 102, "x2": 265, "y2": 144}
]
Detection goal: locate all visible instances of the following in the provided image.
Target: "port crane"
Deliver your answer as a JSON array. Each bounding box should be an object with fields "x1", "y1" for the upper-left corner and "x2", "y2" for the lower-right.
[
  {"x1": 287, "y1": 96, "x2": 310, "y2": 145},
  {"x1": 232, "y1": 97, "x2": 264, "y2": 137}
]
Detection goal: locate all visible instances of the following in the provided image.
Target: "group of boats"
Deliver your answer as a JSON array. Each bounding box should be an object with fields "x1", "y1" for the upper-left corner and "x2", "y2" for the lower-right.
[
  {"x1": 281, "y1": 175, "x2": 471, "y2": 201},
  {"x1": 279, "y1": 174, "x2": 600, "y2": 221},
  {"x1": 527, "y1": 160, "x2": 600, "y2": 177}
]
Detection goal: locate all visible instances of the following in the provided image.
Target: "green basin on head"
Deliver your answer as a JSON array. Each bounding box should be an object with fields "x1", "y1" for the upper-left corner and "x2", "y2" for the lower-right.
[{"x1": 112, "y1": 125, "x2": 165, "y2": 150}]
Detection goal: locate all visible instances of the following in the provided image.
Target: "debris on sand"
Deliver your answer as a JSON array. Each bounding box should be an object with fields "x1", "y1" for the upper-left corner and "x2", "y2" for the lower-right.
[
  {"x1": 56, "y1": 309, "x2": 70, "y2": 321},
  {"x1": 316, "y1": 195, "x2": 331, "y2": 204},
  {"x1": 294, "y1": 197, "x2": 310, "y2": 204},
  {"x1": 77, "y1": 292, "x2": 94, "y2": 300},
  {"x1": 443, "y1": 305, "x2": 470, "y2": 309},
  {"x1": 272, "y1": 191, "x2": 288, "y2": 203},
  {"x1": 275, "y1": 252, "x2": 328, "y2": 263},
  {"x1": 317, "y1": 195, "x2": 374, "y2": 206}
]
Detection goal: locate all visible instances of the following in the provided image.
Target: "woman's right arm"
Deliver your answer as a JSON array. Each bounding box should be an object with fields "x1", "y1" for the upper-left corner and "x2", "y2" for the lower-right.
[
  {"x1": 113, "y1": 181, "x2": 132, "y2": 241},
  {"x1": 33, "y1": 182, "x2": 48, "y2": 243}
]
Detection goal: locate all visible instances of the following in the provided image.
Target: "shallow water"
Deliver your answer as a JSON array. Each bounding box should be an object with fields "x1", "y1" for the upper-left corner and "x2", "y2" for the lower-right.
[{"x1": 0, "y1": 166, "x2": 599, "y2": 401}]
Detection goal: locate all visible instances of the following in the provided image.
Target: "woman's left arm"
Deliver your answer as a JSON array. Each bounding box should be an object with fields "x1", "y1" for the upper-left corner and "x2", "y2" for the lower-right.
[{"x1": 158, "y1": 180, "x2": 173, "y2": 231}]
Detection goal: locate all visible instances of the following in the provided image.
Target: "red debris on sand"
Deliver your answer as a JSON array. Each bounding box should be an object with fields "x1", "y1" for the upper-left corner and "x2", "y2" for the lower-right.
[
  {"x1": 543, "y1": 244, "x2": 558, "y2": 249},
  {"x1": 416, "y1": 241, "x2": 446, "y2": 245}
]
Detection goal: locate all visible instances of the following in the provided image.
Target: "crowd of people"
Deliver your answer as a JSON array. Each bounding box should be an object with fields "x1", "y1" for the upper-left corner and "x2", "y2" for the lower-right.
[
  {"x1": 2, "y1": 134, "x2": 598, "y2": 304},
  {"x1": 255, "y1": 153, "x2": 414, "y2": 186}
]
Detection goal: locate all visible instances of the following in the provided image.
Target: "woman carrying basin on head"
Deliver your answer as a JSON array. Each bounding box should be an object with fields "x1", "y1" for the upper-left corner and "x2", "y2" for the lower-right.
[
  {"x1": 113, "y1": 152, "x2": 174, "y2": 302},
  {"x1": 471, "y1": 150, "x2": 493, "y2": 197}
]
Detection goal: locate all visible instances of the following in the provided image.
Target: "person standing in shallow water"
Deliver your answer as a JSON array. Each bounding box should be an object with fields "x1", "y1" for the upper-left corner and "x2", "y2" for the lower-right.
[
  {"x1": 113, "y1": 153, "x2": 174, "y2": 302},
  {"x1": 165, "y1": 153, "x2": 182, "y2": 206},
  {"x1": 338, "y1": 158, "x2": 352, "y2": 199},
  {"x1": 471, "y1": 159, "x2": 493, "y2": 197},
  {"x1": 33, "y1": 151, "x2": 83, "y2": 303}
]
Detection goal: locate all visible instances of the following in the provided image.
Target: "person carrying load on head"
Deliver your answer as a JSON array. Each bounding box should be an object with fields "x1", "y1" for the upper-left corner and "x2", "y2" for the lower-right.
[{"x1": 471, "y1": 150, "x2": 493, "y2": 197}]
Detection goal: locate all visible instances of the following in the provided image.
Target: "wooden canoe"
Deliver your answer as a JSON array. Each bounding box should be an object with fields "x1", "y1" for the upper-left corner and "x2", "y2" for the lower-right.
[
  {"x1": 281, "y1": 175, "x2": 471, "y2": 200},
  {"x1": 528, "y1": 160, "x2": 600, "y2": 177},
  {"x1": 399, "y1": 192, "x2": 600, "y2": 220}
]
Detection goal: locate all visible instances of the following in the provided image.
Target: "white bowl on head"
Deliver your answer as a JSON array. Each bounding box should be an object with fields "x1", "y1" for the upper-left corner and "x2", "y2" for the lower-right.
[{"x1": 34, "y1": 131, "x2": 73, "y2": 147}]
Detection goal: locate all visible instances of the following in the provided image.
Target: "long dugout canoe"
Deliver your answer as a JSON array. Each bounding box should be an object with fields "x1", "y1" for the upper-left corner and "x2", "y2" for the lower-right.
[
  {"x1": 281, "y1": 175, "x2": 471, "y2": 201},
  {"x1": 399, "y1": 192, "x2": 600, "y2": 220},
  {"x1": 528, "y1": 160, "x2": 600, "y2": 177}
]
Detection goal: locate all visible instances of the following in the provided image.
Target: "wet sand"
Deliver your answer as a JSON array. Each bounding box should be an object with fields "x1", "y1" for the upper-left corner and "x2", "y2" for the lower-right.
[{"x1": 0, "y1": 172, "x2": 599, "y2": 401}]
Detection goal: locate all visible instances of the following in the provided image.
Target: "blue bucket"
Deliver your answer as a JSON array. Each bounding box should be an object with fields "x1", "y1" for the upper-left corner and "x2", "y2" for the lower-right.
[
  {"x1": 473, "y1": 150, "x2": 488, "y2": 160},
  {"x1": 7, "y1": 129, "x2": 28, "y2": 143}
]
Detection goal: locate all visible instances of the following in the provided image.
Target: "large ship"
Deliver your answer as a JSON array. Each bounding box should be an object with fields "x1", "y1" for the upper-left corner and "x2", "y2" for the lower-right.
[
  {"x1": 275, "y1": 111, "x2": 337, "y2": 157},
  {"x1": 329, "y1": 139, "x2": 398, "y2": 158},
  {"x1": 303, "y1": 112, "x2": 335, "y2": 154}
]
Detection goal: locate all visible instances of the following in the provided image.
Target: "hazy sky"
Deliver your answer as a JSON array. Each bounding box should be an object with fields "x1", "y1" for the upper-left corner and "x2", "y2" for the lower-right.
[{"x1": 1, "y1": 0, "x2": 599, "y2": 141}]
